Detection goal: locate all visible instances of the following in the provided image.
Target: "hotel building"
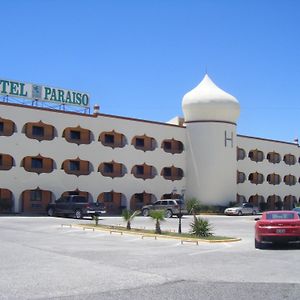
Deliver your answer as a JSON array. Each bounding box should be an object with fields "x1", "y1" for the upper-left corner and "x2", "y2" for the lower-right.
[{"x1": 0, "y1": 75, "x2": 299, "y2": 214}]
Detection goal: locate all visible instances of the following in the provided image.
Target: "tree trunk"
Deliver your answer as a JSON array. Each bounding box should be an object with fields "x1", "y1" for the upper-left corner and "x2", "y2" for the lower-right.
[
  {"x1": 155, "y1": 220, "x2": 161, "y2": 234},
  {"x1": 127, "y1": 221, "x2": 131, "y2": 230}
]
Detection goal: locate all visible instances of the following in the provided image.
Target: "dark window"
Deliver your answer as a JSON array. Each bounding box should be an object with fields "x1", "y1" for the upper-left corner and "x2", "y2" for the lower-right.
[
  {"x1": 70, "y1": 161, "x2": 80, "y2": 171},
  {"x1": 136, "y1": 138, "x2": 144, "y2": 147},
  {"x1": 104, "y1": 163, "x2": 114, "y2": 173},
  {"x1": 72, "y1": 196, "x2": 87, "y2": 203},
  {"x1": 266, "y1": 213, "x2": 295, "y2": 220},
  {"x1": 30, "y1": 190, "x2": 42, "y2": 201},
  {"x1": 135, "y1": 193, "x2": 144, "y2": 203},
  {"x1": 0, "y1": 154, "x2": 2, "y2": 166},
  {"x1": 70, "y1": 130, "x2": 81, "y2": 140},
  {"x1": 163, "y1": 168, "x2": 172, "y2": 177},
  {"x1": 31, "y1": 158, "x2": 43, "y2": 169},
  {"x1": 164, "y1": 141, "x2": 172, "y2": 150},
  {"x1": 0, "y1": 122, "x2": 3, "y2": 133},
  {"x1": 103, "y1": 192, "x2": 113, "y2": 202},
  {"x1": 176, "y1": 168, "x2": 183, "y2": 177},
  {"x1": 104, "y1": 134, "x2": 114, "y2": 144},
  {"x1": 136, "y1": 165, "x2": 144, "y2": 175},
  {"x1": 32, "y1": 126, "x2": 44, "y2": 137}
]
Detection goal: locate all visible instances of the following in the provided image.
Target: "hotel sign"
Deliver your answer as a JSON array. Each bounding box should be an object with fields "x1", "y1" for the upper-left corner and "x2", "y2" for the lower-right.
[{"x1": 0, "y1": 79, "x2": 90, "y2": 108}]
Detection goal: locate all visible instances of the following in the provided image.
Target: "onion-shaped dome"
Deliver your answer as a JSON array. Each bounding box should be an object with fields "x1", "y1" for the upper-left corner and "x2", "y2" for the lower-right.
[{"x1": 182, "y1": 74, "x2": 240, "y2": 123}]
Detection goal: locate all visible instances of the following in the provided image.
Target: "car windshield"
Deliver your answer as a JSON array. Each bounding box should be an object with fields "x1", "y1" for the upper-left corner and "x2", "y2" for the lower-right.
[{"x1": 266, "y1": 213, "x2": 295, "y2": 220}]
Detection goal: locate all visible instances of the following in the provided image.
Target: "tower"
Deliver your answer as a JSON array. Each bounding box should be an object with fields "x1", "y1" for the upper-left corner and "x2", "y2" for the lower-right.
[{"x1": 182, "y1": 75, "x2": 240, "y2": 206}]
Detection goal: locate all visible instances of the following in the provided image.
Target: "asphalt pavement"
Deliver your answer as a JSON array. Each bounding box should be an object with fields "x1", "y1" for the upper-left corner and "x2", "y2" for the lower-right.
[{"x1": 0, "y1": 215, "x2": 300, "y2": 300}]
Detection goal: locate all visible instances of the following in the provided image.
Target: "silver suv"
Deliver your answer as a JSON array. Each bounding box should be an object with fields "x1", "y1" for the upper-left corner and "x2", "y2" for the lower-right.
[{"x1": 141, "y1": 199, "x2": 187, "y2": 218}]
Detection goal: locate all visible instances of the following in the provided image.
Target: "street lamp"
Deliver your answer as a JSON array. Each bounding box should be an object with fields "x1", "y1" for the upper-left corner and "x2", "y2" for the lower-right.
[{"x1": 177, "y1": 188, "x2": 186, "y2": 234}]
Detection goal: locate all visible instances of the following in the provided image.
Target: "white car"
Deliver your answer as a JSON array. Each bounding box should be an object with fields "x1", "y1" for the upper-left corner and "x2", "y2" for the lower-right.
[{"x1": 224, "y1": 203, "x2": 259, "y2": 216}]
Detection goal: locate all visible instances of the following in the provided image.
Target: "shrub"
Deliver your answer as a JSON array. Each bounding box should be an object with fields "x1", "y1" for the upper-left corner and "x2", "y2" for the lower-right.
[
  {"x1": 186, "y1": 198, "x2": 201, "y2": 215},
  {"x1": 190, "y1": 217, "x2": 213, "y2": 237},
  {"x1": 122, "y1": 209, "x2": 140, "y2": 230}
]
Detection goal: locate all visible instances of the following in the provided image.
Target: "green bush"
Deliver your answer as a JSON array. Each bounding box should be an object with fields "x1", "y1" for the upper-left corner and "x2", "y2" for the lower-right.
[
  {"x1": 190, "y1": 217, "x2": 213, "y2": 237},
  {"x1": 198, "y1": 204, "x2": 226, "y2": 213},
  {"x1": 186, "y1": 198, "x2": 201, "y2": 215}
]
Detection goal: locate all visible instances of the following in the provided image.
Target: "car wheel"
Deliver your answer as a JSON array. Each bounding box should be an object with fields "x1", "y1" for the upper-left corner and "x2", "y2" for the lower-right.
[
  {"x1": 142, "y1": 209, "x2": 149, "y2": 217},
  {"x1": 165, "y1": 209, "x2": 173, "y2": 218},
  {"x1": 74, "y1": 209, "x2": 83, "y2": 219},
  {"x1": 252, "y1": 210, "x2": 257, "y2": 215},
  {"x1": 47, "y1": 208, "x2": 55, "y2": 217},
  {"x1": 238, "y1": 211, "x2": 243, "y2": 216}
]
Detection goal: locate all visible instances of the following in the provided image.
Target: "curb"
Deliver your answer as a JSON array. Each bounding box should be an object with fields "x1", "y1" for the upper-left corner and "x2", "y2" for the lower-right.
[{"x1": 68, "y1": 224, "x2": 241, "y2": 244}]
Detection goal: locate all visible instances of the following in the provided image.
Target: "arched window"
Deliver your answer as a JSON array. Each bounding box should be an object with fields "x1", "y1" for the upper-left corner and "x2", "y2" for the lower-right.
[
  {"x1": 0, "y1": 188, "x2": 13, "y2": 212},
  {"x1": 266, "y1": 151, "x2": 281, "y2": 164},
  {"x1": 267, "y1": 173, "x2": 281, "y2": 185},
  {"x1": 283, "y1": 154, "x2": 296, "y2": 165},
  {"x1": 236, "y1": 194, "x2": 246, "y2": 204},
  {"x1": 237, "y1": 171, "x2": 246, "y2": 184},
  {"x1": 22, "y1": 155, "x2": 54, "y2": 174},
  {"x1": 248, "y1": 149, "x2": 264, "y2": 162},
  {"x1": 161, "y1": 166, "x2": 184, "y2": 181},
  {"x1": 98, "y1": 191, "x2": 124, "y2": 214},
  {"x1": 284, "y1": 174, "x2": 296, "y2": 186},
  {"x1": 98, "y1": 161, "x2": 126, "y2": 178},
  {"x1": 283, "y1": 195, "x2": 297, "y2": 210},
  {"x1": 267, "y1": 195, "x2": 282, "y2": 210},
  {"x1": 131, "y1": 135, "x2": 156, "y2": 151},
  {"x1": 248, "y1": 172, "x2": 264, "y2": 184},
  {"x1": 24, "y1": 121, "x2": 55, "y2": 141},
  {"x1": 131, "y1": 163, "x2": 157, "y2": 180},
  {"x1": 61, "y1": 189, "x2": 90, "y2": 199},
  {"x1": 22, "y1": 188, "x2": 53, "y2": 213},
  {"x1": 0, "y1": 153, "x2": 14, "y2": 170},
  {"x1": 99, "y1": 130, "x2": 126, "y2": 148},
  {"x1": 161, "y1": 139, "x2": 184, "y2": 154},
  {"x1": 249, "y1": 194, "x2": 265, "y2": 209},
  {"x1": 130, "y1": 192, "x2": 156, "y2": 210},
  {"x1": 61, "y1": 158, "x2": 91, "y2": 176},
  {"x1": 0, "y1": 117, "x2": 15, "y2": 136},
  {"x1": 62, "y1": 126, "x2": 92, "y2": 145},
  {"x1": 237, "y1": 147, "x2": 246, "y2": 161}
]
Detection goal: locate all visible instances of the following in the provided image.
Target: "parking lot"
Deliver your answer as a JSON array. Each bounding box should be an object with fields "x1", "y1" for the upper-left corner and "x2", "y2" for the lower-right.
[{"x1": 1, "y1": 215, "x2": 300, "y2": 299}]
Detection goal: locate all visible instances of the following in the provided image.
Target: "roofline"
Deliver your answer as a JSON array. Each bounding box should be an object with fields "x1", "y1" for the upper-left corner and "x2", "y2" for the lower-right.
[
  {"x1": 0, "y1": 101, "x2": 185, "y2": 128},
  {"x1": 237, "y1": 134, "x2": 299, "y2": 146}
]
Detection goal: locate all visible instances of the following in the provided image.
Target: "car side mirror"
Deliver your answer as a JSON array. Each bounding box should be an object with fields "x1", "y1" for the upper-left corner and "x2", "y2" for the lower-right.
[{"x1": 254, "y1": 217, "x2": 260, "y2": 221}]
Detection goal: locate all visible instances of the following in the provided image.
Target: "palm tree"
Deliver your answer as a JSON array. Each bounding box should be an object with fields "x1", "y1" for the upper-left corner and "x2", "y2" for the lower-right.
[
  {"x1": 122, "y1": 209, "x2": 140, "y2": 230},
  {"x1": 149, "y1": 210, "x2": 165, "y2": 234},
  {"x1": 186, "y1": 198, "x2": 201, "y2": 221}
]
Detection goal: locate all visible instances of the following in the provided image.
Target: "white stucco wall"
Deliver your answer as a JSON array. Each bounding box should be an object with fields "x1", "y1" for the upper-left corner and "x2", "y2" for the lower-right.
[
  {"x1": 185, "y1": 122, "x2": 237, "y2": 206},
  {"x1": 0, "y1": 103, "x2": 186, "y2": 212},
  {"x1": 237, "y1": 135, "x2": 300, "y2": 202}
]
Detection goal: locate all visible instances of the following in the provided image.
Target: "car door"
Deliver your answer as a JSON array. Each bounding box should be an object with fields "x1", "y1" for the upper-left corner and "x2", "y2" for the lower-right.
[
  {"x1": 55, "y1": 197, "x2": 67, "y2": 213},
  {"x1": 153, "y1": 201, "x2": 163, "y2": 211},
  {"x1": 243, "y1": 203, "x2": 252, "y2": 214}
]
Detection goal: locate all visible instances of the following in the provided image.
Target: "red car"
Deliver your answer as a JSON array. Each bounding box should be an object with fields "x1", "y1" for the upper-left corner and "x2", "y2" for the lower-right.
[{"x1": 255, "y1": 211, "x2": 300, "y2": 249}]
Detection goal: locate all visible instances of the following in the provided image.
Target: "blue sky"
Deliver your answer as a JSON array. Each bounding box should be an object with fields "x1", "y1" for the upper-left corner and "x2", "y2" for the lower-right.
[{"x1": 1, "y1": 0, "x2": 300, "y2": 142}]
